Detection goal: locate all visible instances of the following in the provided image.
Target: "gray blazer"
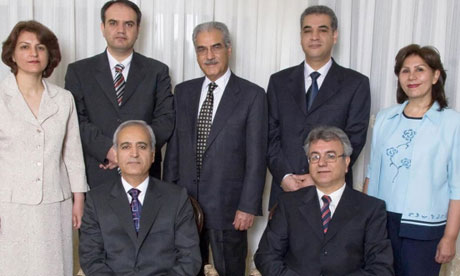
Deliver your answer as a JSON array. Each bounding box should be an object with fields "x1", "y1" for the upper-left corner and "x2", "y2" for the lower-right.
[{"x1": 79, "y1": 177, "x2": 201, "y2": 275}]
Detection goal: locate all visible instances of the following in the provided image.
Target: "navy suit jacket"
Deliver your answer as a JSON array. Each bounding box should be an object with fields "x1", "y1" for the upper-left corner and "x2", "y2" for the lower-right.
[
  {"x1": 65, "y1": 51, "x2": 174, "y2": 187},
  {"x1": 255, "y1": 186, "x2": 394, "y2": 276},
  {"x1": 163, "y1": 73, "x2": 268, "y2": 229},
  {"x1": 267, "y1": 60, "x2": 371, "y2": 207},
  {"x1": 79, "y1": 178, "x2": 201, "y2": 276}
]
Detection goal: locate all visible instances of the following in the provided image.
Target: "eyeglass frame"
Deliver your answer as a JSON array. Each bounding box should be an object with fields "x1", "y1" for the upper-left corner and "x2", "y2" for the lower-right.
[{"x1": 307, "y1": 151, "x2": 346, "y2": 164}]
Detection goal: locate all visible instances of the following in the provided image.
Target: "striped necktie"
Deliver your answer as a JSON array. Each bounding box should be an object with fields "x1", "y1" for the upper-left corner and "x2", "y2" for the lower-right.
[
  {"x1": 321, "y1": 195, "x2": 332, "y2": 234},
  {"x1": 128, "y1": 188, "x2": 142, "y2": 233},
  {"x1": 114, "y1": 64, "x2": 125, "y2": 106}
]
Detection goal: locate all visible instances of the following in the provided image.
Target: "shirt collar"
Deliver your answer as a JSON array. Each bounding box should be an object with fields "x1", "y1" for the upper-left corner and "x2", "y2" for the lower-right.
[
  {"x1": 304, "y1": 58, "x2": 332, "y2": 79},
  {"x1": 121, "y1": 176, "x2": 149, "y2": 195},
  {"x1": 203, "y1": 67, "x2": 231, "y2": 90},
  {"x1": 316, "y1": 183, "x2": 346, "y2": 208},
  {"x1": 388, "y1": 100, "x2": 442, "y2": 123},
  {"x1": 107, "y1": 49, "x2": 133, "y2": 71}
]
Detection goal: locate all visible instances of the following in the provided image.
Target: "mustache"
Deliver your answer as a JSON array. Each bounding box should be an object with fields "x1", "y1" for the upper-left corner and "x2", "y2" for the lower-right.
[{"x1": 204, "y1": 59, "x2": 218, "y2": 65}]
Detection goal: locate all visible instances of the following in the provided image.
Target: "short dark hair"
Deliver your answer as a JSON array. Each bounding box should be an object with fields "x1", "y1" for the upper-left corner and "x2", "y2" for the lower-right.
[
  {"x1": 394, "y1": 44, "x2": 447, "y2": 110},
  {"x1": 304, "y1": 126, "x2": 353, "y2": 157},
  {"x1": 2, "y1": 20, "x2": 61, "y2": 78},
  {"x1": 101, "y1": 0, "x2": 142, "y2": 26},
  {"x1": 300, "y1": 5, "x2": 338, "y2": 31}
]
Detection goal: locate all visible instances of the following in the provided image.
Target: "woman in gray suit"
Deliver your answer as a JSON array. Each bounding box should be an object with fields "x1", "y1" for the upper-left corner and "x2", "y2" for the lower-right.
[{"x1": 0, "y1": 21, "x2": 87, "y2": 275}]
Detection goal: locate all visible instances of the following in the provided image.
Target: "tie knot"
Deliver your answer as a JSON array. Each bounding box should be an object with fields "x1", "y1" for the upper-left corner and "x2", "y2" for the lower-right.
[
  {"x1": 128, "y1": 188, "x2": 141, "y2": 199},
  {"x1": 310, "y1": 71, "x2": 320, "y2": 81},
  {"x1": 115, "y1": 64, "x2": 125, "y2": 73},
  {"x1": 208, "y1": 82, "x2": 218, "y2": 93},
  {"x1": 322, "y1": 195, "x2": 331, "y2": 204}
]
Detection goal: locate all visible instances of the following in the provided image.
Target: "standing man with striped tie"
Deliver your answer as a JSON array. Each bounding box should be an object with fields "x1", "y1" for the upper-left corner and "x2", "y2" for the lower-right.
[
  {"x1": 65, "y1": 0, "x2": 174, "y2": 188},
  {"x1": 255, "y1": 126, "x2": 394, "y2": 276},
  {"x1": 164, "y1": 21, "x2": 267, "y2": 276}
]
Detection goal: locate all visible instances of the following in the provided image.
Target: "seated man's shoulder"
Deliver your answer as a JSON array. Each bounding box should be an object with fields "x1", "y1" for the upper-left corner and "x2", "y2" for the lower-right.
[
  {"x1": 349, "y1": 187, "x2": 386, "y2": 209},
  {"x1": 152, "y1": 179, "x2": 188, "y2": 199}
]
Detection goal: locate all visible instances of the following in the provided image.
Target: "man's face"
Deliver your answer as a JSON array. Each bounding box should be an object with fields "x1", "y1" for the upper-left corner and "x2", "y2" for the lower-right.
[
  {"x1": 308, "y1": 139, "x2": 350, "y2": 191},
  {"x1": 300, "y1": 13, "x2": 338, "y2": 66},
  {"x1": 115, "y1": 125, "x2": 154, "y2": 181},
  {"x1": 101, "y1": 3, "x2": 139, "y2": 55},
  {"x1": 195, "y1": 29, "x2": 231, "y2": 82}
]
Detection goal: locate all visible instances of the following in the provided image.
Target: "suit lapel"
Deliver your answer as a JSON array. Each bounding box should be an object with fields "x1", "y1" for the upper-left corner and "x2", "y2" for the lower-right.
[
  {"x1": 324, "y1": 186, "x2": 358, "y2": 243},
  {"x1": 205, "y1": 73, "x2": 240, "y2": 151},
  {"x1": 109, "y1": 180, "x2": 138, "y2": 245},
  {"x1": 308, "y1": 60, "x2": 341, "y2": 113},
  {"x1": 187, "y1": 78, "x2": 204, "y2": 154},
  {"x1": 94, "y1": 52, "x2": 120, "y2": 111},
  {"x1": 298, "y1": 188, "x2": 324, "y2": 240},
  {"x1": 122, "y1": 52, "x2": 145, "y2": 105},
  {"x1": 288, "y1": 62, "x2": 308, "y2": 117},
  {"x1": 4, "y1": 76, "x2": 39, "y2": 127},
  {"x1": 137, "y1": 178, "x2": 163, "y2": 248}
]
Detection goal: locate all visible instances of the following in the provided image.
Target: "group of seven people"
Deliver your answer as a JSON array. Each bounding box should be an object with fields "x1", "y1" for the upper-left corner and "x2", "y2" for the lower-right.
[{"x1": 0, "y1": 0, "x2": 459, "y2": 275}]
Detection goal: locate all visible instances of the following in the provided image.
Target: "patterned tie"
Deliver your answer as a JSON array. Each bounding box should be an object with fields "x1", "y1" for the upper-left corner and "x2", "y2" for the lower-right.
[
  {"x1": 196, "y1": 82, "x2": 218, "y2": 178},
  {"x1": 321, "y1": 195, "x2": 332, "y2": 234},
  {"x1": 128, "y1": 188, "x2": 142, "y2": 233},
  {"x1": 114, "y1": 64, "x2": 126, "y2": 106},
  {"x1": 307, "y1": 71, "x2": 321, "y2": 110}
]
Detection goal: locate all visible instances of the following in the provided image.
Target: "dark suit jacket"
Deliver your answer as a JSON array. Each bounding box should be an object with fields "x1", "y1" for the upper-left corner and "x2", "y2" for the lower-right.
[
  {"x1": 267, "y1": 60, "x2": 370, "y2": 207},
  {"x1": 79, "y1": 177, "x2": 201, "y2": 276},
  {"x1": 163, "y1": 73, "x2": 267, "y2": 230},
  {"x1": 65, "y1": 51, "x2": 174, "y2": 187},
  {"x1": 255, "y1": 186, "x2": 394, "y2": 276}
]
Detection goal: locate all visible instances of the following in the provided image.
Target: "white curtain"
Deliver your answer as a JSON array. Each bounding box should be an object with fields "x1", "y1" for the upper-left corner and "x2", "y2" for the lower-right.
[{"x1": 0, "y1": 0, "x2": 458, "y2": 274}]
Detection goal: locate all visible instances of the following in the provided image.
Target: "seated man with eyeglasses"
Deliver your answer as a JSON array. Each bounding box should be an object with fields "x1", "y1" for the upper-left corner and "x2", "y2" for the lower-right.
[{"x1": 255, "y1": 126, "x2": 394, "y2": 276}]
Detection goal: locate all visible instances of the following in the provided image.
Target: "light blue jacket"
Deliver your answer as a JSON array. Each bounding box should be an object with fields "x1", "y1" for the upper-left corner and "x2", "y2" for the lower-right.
[{"x1": 367, "y1": 101, "x2": 460, "y2": 228}]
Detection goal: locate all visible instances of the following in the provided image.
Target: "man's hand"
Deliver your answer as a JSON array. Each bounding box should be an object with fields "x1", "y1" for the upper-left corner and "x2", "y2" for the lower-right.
[
  {"x1": 233, "y1": 210, "x2": 255, "y2": 231},
  {"x1": 99, "y1": 147, "x2": 118, "y2": 170},
  {"x1": 281, "y1": 174, "x2": 314, "y2": 192}
]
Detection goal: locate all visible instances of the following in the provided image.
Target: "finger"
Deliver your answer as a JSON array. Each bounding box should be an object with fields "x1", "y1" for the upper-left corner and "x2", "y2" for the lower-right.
[{"x1": 72, "y1": 215, "x2": 77, "y2": 229}]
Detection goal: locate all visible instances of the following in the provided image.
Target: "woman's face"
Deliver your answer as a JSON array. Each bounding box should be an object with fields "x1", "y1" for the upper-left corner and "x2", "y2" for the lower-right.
[
  {"x1": 398, "y1": 54, "x2": 440, "y2": 103},
  {"x1": 12, "y1": 31, "x2": 48, "y2": 76}
]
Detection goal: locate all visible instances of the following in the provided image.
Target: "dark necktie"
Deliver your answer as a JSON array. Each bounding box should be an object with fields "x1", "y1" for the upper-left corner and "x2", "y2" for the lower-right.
[
  {"x1": 114, "y1": 64, "x2": 126, "y2": 106},
  {"x1": 128, "y1": 188, "x2": 142, "y2": 233},
  {"x1": 307, "y1": 71, "x2": 321, "y2": 110},
  {"x1": 196, "y1": 82, "x2": 218, "y2": 178},
  {"x1": 321, "y1": 195, "x2": 332, "y2": 234}
]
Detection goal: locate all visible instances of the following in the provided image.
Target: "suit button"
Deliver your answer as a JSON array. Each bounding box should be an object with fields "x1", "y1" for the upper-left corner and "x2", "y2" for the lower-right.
[
  {"x1": 324, "y1": 250, "x2": 328, "y2": 256},
  {"x1": 301, "y1": 168, "x2": 305, "y2": 172},
  {"x1": 117, "y1": 119, "x2": 122, "y2": 123},
  {"x1": 134, "y1": 267, "x2": 140, "y2": 272}
]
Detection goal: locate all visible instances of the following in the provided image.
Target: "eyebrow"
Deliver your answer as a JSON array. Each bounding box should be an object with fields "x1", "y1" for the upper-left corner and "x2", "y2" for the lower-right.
[{"x1": 303, "y1": 25, "x2": 330, "y2": 30}]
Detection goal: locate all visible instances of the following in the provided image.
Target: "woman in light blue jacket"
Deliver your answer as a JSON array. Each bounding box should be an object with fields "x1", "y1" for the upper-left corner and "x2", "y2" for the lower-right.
[{"x1": 365, "y1": 44, "x2": 460, "y2": 276}]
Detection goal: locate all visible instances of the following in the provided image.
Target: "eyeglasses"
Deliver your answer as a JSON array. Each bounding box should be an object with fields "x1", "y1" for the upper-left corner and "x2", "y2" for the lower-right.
[{"x1": 308, "y1": 152, "x2": 345, "y2": 164}]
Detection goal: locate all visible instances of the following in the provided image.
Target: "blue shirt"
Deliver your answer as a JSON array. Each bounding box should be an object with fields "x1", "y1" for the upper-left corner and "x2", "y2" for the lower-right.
[{"x1": 367, "y1": 101, "x2": 460, "y2": 239}]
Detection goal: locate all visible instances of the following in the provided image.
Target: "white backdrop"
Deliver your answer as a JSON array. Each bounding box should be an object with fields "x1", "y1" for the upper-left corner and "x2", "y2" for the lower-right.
[{"x1": 1, "y1": 0, "x2": 459, "y2": 274}]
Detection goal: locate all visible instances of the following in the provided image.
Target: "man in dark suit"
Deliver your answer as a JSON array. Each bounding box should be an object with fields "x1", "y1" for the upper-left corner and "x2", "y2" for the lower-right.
[
  {"x1": 79, "y1": 120, "x2": 201, "y2": 275},
  {"x1": 65, "y1": 0, "x2": 174, "y2": 187},
  {"x1": 163, "y1": 22, "x2": 267, "y2": 275},
  {"x1": 267, "y1": 5, "x2": 370, "y2": 208},
  {"x1": 255, "y1": 126, "x2": 393, "y2": 275}
]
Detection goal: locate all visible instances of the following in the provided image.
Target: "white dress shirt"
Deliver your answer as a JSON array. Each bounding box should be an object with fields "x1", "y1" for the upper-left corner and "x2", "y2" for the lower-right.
[
  {"x1": 197, "y1": 68, "x2": 231, "y2": 120},
  {"x1": 316, "y1": 183, "x2": 346, "y2": 218},
  {"x1": 107, "y1": 50, "x2": 133, "y2": 82},
  {"x1": 122, "y1": 176, "x2": 149, "y2": 205},
  {"x1": 303, "y1": 58, "x2": 333, "y2": 92}
]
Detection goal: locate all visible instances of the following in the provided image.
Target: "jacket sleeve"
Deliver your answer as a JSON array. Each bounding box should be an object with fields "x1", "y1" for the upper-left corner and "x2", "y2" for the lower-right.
[
  {"x1": 163, "y1": 90, "x2": 180, "y2": 184},
  {"x1": 65, "y1": 64, "x2": 113, "y2": 163},
  {"x1": 79, "y1": 193, "x2": 116, "y2": 275},
  {"x1": 254, "y1": 200, "x2": 300, "y2": 276},
  {"x1": 167, "y1": 188, "x2": 202, "y2": 275}
]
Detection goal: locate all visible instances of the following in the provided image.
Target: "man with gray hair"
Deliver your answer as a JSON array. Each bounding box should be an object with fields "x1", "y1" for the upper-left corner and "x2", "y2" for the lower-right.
[
  {"x1": 79, "y1": 120, "x2": 201, "y2": 275},
  {"x1": 255, "y1": 126, "x2": 393, "y2": 275},
  {"x1": 267, "y1": 5, "x2": 371, "y2": 210},
  {"x1": 164, "y1": 21, "x2": 267, "y2": 275}
]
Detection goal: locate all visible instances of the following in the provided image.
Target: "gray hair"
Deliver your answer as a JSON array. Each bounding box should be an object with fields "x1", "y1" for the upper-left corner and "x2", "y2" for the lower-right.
[
  {"x1": 192, "y1": 21, "x2": 232, "y2": 48},
  {"x1": 113, "y1": 120, "x2": 156, "y2": 150},
  {"x1": 300, "y1": 5, "x2": 338, "y2": 31},
  {"x1": 303, "y1": 126, "x2": 352, "y2": 157}
]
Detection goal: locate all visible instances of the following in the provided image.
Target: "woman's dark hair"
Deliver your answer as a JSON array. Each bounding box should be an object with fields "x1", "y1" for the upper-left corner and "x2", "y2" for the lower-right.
[
  {"x1": 394, "y1": 44, "x2": 447, "y2": 110},
  {"x1": 2, "y1": 20, "x2": 61, "y2": 78}
]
